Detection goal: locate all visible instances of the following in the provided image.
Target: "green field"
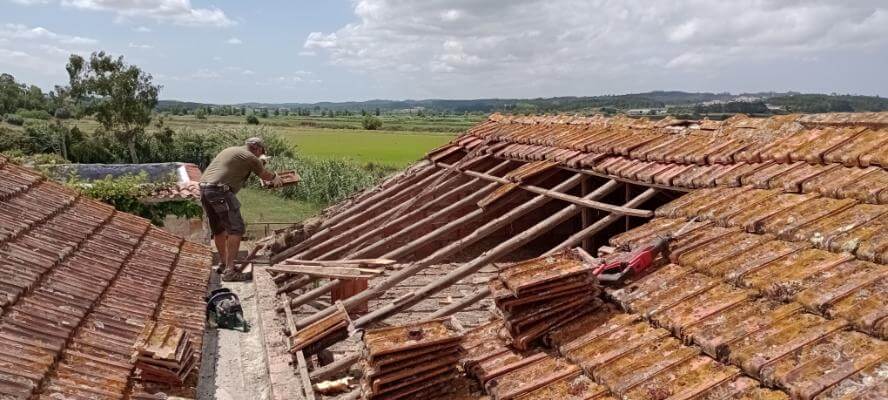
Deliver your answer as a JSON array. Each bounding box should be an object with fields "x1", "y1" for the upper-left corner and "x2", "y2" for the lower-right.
[{"x1": 283, "y1": 130, "x2": 453, "y2": 167}]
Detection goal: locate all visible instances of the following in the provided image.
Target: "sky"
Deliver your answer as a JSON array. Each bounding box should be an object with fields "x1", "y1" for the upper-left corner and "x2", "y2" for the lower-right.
[{"x1": 2, "y1": 0, "x2": 887, "y2": 103}]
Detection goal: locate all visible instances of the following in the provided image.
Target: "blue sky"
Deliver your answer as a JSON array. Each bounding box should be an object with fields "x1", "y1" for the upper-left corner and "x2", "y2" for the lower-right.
[{"x1": 3, "y1": 1, "x2": 887, "y2": 103}]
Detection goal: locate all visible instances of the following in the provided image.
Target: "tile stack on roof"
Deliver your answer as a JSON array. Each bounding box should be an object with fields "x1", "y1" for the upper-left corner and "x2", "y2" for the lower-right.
[
  {"x1": 0, "y1": 155, "x2": 213, "y2": 399},
  {"x1": 440, "y1": 112, "x2": 888, "y2": 202},
  {"x1": 360, "y1": 318, "x2": 464, "y2": 400},
  {"x1": 132, "y1": 322, "x2": 197, "y2": 386},
  {"x1": 489, "y1": 250, "x2": 601, "y2": 350}
]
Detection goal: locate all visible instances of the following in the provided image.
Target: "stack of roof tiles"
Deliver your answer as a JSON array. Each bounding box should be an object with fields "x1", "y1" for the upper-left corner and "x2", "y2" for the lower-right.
[
  {"x1": 360, "y1": 318, "x2": 463, "y2": 400},
  {"x1": 132, "y1": 322, "x2": 197, "y2": 386},
  {"x1": 0, "y1": 155, "x2": 213, "y2": 399},
  {"x1": 489, "y1": 250, "x2": 601, "y2": 350}
]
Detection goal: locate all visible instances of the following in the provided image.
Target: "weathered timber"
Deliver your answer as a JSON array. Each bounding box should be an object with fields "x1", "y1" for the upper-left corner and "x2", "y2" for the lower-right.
[
  {"x1": 280, "y1": 259, "x2": 396, "y2": 267},
  {"x1": 271, "y1": 164, "x2": 445, "y2": 264},
  {"x1": 293, "y1": 169, "x2": 470, "y2": 260},
  {"x1": 282, "y1": 299, "x2": 317, "y2": 400},
  {"x1": 429, "y1": 186, "x2": 658, "y2": 320},
  {"x1": 353, "y1": 176, "x2": 621, "y2": 328},
  {"x1": 548, "y1": 188, "x2": 659, "y2": 252},
  {"x1": 436, "y1": 161, "x2": 654, "y2": 217},
  {"x1": 319, "y1": 160, "x2": 513, "y2": 260},
  {"x1": 280, "y1": 280, "x2": 341, "y2": 311},
  {"x1": 293, "y1": 173, "x2": 594, "y2": 329},
  {"x1": 268, "y1": 264, "x2": 382, "y2": 279},
  {"x1": 277, "y1": 276, "x2": 315, "y2": 295}
]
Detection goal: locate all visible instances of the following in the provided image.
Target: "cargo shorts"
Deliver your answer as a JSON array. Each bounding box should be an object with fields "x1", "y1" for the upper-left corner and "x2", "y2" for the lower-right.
[{"x1": 200, "y1": 187, "x2": 246, "y2": 236}]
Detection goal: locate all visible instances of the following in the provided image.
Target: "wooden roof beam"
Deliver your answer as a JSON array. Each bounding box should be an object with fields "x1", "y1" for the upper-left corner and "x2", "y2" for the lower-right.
[
  {"x1": 427, "y1": 186, "x2": 658, "y2": 320},
  {"x1": 292, "y1": 173, "x2": 592, "y2": 329},
  {"x1": 435, "y1": 161, "x2": 654, "y2": 218}
]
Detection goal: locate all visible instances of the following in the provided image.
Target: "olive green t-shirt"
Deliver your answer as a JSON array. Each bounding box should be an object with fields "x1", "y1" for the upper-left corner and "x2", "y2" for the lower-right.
[{"x1": 200, "y1": 146, "x2": 265, "y2": 193}]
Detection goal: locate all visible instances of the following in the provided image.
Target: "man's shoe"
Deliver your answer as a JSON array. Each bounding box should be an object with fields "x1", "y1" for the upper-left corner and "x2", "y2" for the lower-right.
[{"x1": 221, "y1": 268, "x2": 253, "y2": 282}]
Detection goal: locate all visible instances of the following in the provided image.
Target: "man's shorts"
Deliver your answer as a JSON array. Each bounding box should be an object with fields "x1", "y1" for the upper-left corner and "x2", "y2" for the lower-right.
[{"x1": 200, "y1": 187, "x2": 246, "y2": 236}]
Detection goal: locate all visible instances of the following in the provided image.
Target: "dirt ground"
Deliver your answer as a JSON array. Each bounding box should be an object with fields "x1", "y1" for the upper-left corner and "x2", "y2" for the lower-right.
[{"x1": 198, "y1": 275, "x2": 273, "y2": 400}]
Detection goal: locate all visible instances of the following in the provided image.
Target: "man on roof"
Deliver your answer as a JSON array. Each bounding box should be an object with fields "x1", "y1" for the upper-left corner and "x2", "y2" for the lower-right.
[{"x1": 200, "y1": 137, "x2": 283, "y2": 281}]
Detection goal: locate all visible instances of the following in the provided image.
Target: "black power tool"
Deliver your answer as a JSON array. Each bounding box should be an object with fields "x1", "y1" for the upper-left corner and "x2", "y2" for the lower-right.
[{"x1": 205, "y1": 288, "x2": 249, "y2": 331}]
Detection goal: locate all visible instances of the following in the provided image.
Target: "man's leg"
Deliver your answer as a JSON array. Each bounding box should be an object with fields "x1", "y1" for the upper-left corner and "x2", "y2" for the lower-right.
[
  {"x1": 225, "y1": 234, "x2": 241, "y2": 272},
  {"x1": 213, "y1": 232, "x2": 228, "y2": 269}
]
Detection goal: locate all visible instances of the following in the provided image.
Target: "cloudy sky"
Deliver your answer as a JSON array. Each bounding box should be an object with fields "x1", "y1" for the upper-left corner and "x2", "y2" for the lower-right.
[{"x1": 3, "y1": 0, "x2": 887, "y2": 103}]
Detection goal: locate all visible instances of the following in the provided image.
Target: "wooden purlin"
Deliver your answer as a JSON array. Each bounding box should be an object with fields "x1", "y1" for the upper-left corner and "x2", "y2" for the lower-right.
[
  {"x1": 427, "y1": 185, "x2": 659, "y2": 321},
  {"x1": 277, "y1": 167, "x2": 452, "y2": 262},
  {"x1": 293, "y1": 169, "x2": 472, "y2": 260},
  {"x1": 280, "y1": 298, "x2": 317, "y2": 400},
  {"x1": 270, "y1": 163, "x2": 441, "y2": 264},
  {"x1": 316, "y1": 163, "x2": 437, "y2": 230},
  {"x1": 351, "y1": 174, "x2": 624, "y2": 328},
  {"x1": 435, "y1": 161, "x2": 655, "y2": 217},
  {"x1": 317, "y1": 160, "x2": 514, "y2": 260},
  {"x1": 276, "y1": 161, "x2": 514, "y2": 313},
  {"x1": 293, "y1": 172, "x2": 590, "y2": 329}
]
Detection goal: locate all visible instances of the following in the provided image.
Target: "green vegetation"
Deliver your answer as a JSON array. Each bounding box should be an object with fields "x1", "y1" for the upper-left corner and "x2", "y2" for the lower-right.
[
  {"x1": 65, "y1": 172, "x2": 203, "y2": 226},
  {"x1": 281, "y1": 130, "x2": 451, "y2": 167},
  {"x1": 237, "y1": 187, "x2": 323, "y2": 224},
  {"x1": 766, "y1": 94, "x2": 888, "y2": 113}
]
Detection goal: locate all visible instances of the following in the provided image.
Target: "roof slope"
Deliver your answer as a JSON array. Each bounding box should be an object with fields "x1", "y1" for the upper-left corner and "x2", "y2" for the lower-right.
[
  {"x1": 450, "y1": 112, "x2": 888, "y2": 202},
  {"x1": 0, "y1": 155, "x2": 212, "y2": 399},
  {"x1": 265, "y1": 112, "x2": 888, "y2": 400}
]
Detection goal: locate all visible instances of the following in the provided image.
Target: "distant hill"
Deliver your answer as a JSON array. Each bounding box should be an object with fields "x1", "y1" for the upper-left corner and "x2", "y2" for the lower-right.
[{"x1": 157, "y1": 91, "x2": 888, "y2": 115}]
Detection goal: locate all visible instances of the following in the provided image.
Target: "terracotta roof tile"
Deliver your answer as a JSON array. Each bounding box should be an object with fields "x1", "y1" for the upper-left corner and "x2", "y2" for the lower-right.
[{"x1": 0, "y1": 160, "x2": 212, "y2": 398}]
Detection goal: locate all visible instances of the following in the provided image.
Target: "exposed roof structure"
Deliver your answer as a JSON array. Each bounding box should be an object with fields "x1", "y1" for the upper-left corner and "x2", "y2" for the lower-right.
[
  {"x1": 259, "y1": 111, "x2": 888, "y2": 400},
  {"x1": 0, "y1": 155, "x2": 213, "y2": 398}
]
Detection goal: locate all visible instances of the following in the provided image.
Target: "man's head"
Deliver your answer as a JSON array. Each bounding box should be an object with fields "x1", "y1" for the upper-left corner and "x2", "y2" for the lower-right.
[{"x1": 245, "y1": 137, "x2": 266, "y2": 156}]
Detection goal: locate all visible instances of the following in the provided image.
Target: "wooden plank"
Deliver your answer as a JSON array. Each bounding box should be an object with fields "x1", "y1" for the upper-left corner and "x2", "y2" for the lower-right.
[
  {"x1": 253, "y1": 266, "x2": 304, "y2": 400},
  {"x1": 268, "y1": 264, "x2": 382, "y2": 279},
  {"x1": 282, "y1": 298, "x2": 317, "y2": 400},
  {"x1": 280, "y1": 258, "x2": 395, "y2": 267},
  {"x1": 436, "y1": 161, "x2": 654, "y2": 217},
  {"x1": 293, "y1": 173, "x2": 589, "y2": 329}
]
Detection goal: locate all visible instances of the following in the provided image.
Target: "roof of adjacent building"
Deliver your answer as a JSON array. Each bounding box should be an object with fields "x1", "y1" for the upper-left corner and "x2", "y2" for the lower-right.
[
  {"x1": 42, "y1": 162, "x2": 203, "y2": 203},
  {"x1": 0, "y1": 155, "x2": 213, "y2": 398}
]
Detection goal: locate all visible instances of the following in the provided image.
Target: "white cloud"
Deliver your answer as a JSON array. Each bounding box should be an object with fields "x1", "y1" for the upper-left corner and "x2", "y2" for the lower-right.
[
  {"x1": 0, "y1": 23, "x2": 97, "y2": 45},
  {"x1": 302, "y1": 0, "x2": 888, "y2": 97},
  {"x1": 58, "y1": 0, "x2": 234, "y2": 27},
  {"x1": 0, "y1": 48, "x2": 57, "y2": 74},
  {"x1": 135, "y1": 26, "x2": 152, "y2": 32},
  {"x1": 298, "y1": 50, "x2": 316, "y2": 56},
  {"x1": 10, "y1": 0, "x2": 52, "y2": 4},
  {"x1": 128, "y1": 42, "x2": 154, "y2": 49},
  {"x1": 191, "y1": 68, "x2": 221, "y2": 79},
  {"x1": 226, "y1": 37, "x2": 242, "y2": 45}
]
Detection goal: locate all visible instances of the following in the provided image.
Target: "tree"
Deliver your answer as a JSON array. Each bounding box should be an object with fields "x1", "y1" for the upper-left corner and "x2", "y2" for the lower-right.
[
  {"x1": 194, "y1": 107, "x2": 207, "y2": 120},
  {"x1": 66, "y1": 52, "x2": 160, "y2": 163},
  {"x1": 361, "y1": 115, "x2": 383, "y2": 130},
  {"x1": 375, "y1": 107, "x2": 380, "y2": 116},
  {"x1": 246, "y1": 115, "x2": 260, "y2": 125}
]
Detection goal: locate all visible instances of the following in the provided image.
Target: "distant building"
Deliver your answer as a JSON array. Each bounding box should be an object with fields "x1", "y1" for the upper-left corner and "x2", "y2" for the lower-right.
[{"x1": 42, "y1": 162, "x2": 208, "y2": 243}]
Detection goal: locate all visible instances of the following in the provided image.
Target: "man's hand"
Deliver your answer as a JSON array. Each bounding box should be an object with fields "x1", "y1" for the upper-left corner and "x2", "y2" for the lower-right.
[
  {"x1": 271, "y1": 172, "x2": 284, "y2": 188},
  {"x1": 259, "y1": 155, "x2": 269, "y2": 165}
]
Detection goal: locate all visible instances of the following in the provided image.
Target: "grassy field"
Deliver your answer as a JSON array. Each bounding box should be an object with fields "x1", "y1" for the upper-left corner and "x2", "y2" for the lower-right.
[{"x1": 283, "y1": 130, "x2": 452, "y2": 167}]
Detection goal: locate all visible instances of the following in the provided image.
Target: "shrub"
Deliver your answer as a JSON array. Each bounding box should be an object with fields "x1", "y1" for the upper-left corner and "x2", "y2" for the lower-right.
[
  {"x1": 258, "y1": 155, "x2": 394, "y2": 204},
  {"x1": 4, "y1": 114, "x2": 24, "y2": 125},
  {"x1": 67, "y1": 172, "x2": 202, "y2": 226},
  {"x1": 361, "y1": 115, "x2": 383, "y2": 130},
  {"x1": 194, "y1": 108, "x2": 207, "y2": 120},
  {"x1": 246, "y1": 115, "x2": 260, "y2": 125},
  {"x1": 54, "y1": 108, "x2": 72, "y2": 119},
  {"x1": 16, "y1": 109, "x2": 52, "y2": 120}
]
